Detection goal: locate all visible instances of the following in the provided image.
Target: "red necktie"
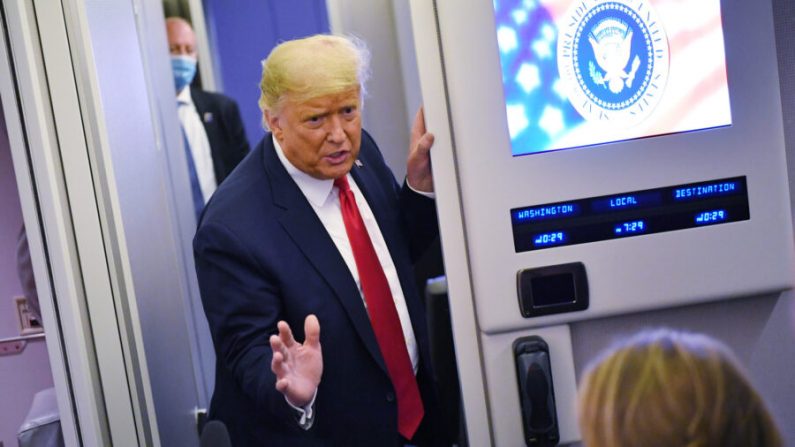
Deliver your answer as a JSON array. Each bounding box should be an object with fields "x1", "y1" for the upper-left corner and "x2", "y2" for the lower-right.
[{"x1": 334, "y1": 175, "x2": 424, "y2": 439}]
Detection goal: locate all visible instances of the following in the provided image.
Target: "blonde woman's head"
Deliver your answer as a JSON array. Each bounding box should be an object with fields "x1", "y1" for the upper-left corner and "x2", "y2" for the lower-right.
[{"x1": 578, "y1": 329, "x2": 782, "y2": 447}]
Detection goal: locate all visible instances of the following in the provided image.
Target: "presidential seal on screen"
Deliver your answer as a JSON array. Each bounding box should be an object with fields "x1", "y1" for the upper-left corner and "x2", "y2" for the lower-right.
[{"x1": 557, "y1": 0, "x2": 669, "y2": 127}]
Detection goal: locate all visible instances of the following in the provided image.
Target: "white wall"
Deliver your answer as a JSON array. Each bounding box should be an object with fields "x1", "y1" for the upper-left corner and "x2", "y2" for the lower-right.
[
  {"x1": 326, "y1": 0, "x2": 411, "y2": 180},
  {"x1": 0, "y1": 102, "x2": 54, "y2": 447},
  {"x1": 80, "y1": 0, "x2": 206, "y2": 443}
]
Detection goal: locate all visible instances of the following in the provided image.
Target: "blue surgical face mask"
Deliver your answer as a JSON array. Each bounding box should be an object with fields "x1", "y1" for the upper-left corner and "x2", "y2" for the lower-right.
[{"x1": 171, "y1": 55, "x2": 197, "y2": 92}]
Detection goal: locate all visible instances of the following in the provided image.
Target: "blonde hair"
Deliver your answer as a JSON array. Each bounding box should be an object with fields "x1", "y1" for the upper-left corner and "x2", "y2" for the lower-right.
[
  {"x1": 578, "y1": 329, "x2": 782, "y2": 447},
  {"x1": 258, "y1": 34, "x2": 370, "y2": 127}
]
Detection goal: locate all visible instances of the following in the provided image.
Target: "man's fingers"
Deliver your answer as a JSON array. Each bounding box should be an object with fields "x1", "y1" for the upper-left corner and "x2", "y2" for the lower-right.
[
  {"x1": 304, "y1": 314, "x2": 321, "y2": 347},
  {"x1": 277, "y1": 320, "x2": 296, "y2": 347},
  {"x1": 414, "y1": 107, "x2": 426, "y2": 133},
  {"x1": 270, "y1": 334, "x2": 284, "y2": 353},
  {"x1": 417, "y1": 133, "x2": 435, "y2": 154},
  {"x1": 270, "y1": 334, "x2": 290, "y2": 368},
  {"x1": 271, "y1": 350, "x2": 283, "y2": 366},
  {"x1": 271, "y1": 350, "x2": 286, "y2": 377},
  {"x1": 275, "y1": 377, "x2": 289, "y2": 393},
  {"x1": 269, "y1": 333, "x2": 281, "y2": 348}
]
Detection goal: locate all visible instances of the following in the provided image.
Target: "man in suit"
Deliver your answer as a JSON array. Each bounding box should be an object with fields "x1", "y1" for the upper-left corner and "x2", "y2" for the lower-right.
[
  {"x1": 194, "y1": 35, "x2": 446, "y2": 446},
  {"x1": 166, "y1": 17, "x2": 249, "y2": 218}
]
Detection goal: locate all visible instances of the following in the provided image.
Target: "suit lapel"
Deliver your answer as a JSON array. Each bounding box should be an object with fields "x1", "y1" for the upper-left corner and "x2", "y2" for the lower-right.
[
  {"x1": 260, "y1": 138, "x2": 388, "y2": 373},
  {"x1": 348, "y1": 148, "x2": 432, "y2": 373},
  {"x1": 350, "y1": 150, "x2": 427, "y2": 340},
  {"x1": 349, "y1": 163, "x2": 394, "y2": 254},
  {"x1": 191, "y1": 88, "x2": 226, "y2": 181},
  {"x1": 190, "y1": 87, "x2": 213, "y2": 133}
]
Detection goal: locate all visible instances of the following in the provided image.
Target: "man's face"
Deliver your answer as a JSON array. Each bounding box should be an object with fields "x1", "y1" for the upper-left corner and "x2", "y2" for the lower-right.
[
  {"x1": 267, "y1": 89, "x2": 362, "y2": 180},
  {"x1": 166, "y1": 20, "x2": 197, "y2": 58}
]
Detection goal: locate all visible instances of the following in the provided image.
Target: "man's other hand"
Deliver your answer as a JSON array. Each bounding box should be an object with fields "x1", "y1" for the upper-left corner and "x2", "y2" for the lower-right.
[
  {"x1": 270, "y1": 314, "x2": 323, "y2": 407},
  {"x1": 406, "y1": 106, "x2": 435, "y2": 193}
]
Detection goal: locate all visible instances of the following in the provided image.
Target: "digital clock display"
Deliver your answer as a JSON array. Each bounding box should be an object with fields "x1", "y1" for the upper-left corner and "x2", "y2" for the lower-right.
[
  {"x1": 614, "y1": 220, "x2": 646, "y2": 236},
  {"x1": 533, "y1": 231, "x2": 566, "y2": 247},
  {"x1": 511, "y1": 177, "x2": 749, "y2": 252},
  {"x1": 695, "y1": 210, "x2": 727, "y2": 224}
]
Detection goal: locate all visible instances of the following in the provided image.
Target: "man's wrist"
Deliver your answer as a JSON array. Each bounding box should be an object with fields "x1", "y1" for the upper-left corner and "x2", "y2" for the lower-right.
[
  {"x1": 406, "y1": 178, "x2": 436, "y2": 199},
  {"x1": 285, "y1": 389, "x2": 318, "y2": 430}
]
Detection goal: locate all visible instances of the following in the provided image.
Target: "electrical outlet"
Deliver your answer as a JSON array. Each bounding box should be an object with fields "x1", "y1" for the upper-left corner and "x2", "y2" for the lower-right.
[{"x1": 14, "y1": 296, "x2": 43, "y2": 335}]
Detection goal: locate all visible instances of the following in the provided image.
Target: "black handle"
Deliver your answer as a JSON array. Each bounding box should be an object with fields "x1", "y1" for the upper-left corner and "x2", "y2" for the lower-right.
[{"x1": 514, "y1": 336, "x2": 559, "y2": 446}]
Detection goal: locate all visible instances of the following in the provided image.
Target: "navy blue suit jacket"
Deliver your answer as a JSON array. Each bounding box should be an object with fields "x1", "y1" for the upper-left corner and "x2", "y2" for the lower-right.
[
  {"x1": 191, "y1": 87, "x2": 250, "y2": 183},
  {"x1": 194, "y1": 131, "x2": 444, "y2": 446}
]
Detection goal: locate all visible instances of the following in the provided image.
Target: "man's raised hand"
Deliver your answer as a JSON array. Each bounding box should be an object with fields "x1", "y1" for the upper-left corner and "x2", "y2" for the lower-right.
[
  {"x1": 406, "y1": 106, "x2": 435, "y2": 193},
  {"x1": 270, "y1": 314, "x2": 323, "y2": 407}
]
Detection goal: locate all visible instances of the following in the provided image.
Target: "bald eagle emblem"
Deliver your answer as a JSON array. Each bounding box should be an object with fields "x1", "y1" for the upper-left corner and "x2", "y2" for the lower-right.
[
  {"x1": 557, "y1": 0, "x2": 669, "y2": 126},
  {"x1": 588, "y1": 18, "x2": 641, "y2": 94}
]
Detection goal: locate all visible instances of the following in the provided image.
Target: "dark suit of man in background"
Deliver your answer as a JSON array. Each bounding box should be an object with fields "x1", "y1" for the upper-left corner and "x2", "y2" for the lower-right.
[
  {"x1": 166, "y1": 17, "x2": 249, "y2": 217},
  {"x1": 189, "y1": 87, "x2": 250, "y2": 183},
  {"x1": 193, "y1": 35, "x2": 446, "y2": 446}
]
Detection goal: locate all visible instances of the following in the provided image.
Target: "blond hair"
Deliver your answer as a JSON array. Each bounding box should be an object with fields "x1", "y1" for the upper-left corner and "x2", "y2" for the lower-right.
[
  {"x1": 258, "y1": 34, "x2": 370, "y2": 127},
  {"x1": 578, "y1": 329, "x2": 782, "y2": 447}
]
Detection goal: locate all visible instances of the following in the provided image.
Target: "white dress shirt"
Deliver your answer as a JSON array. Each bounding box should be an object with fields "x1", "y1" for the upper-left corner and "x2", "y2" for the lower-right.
[
  {"x1": 177, "y1": 86, "x2": 217, "y2": 203},
  {"x1": 273, "y1": 136, "x2": 420, "y2": 372}
]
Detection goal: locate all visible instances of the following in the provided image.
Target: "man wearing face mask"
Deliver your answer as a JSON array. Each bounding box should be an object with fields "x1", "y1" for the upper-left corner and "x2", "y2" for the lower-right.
[{"x1": 166, "y1": 17, "x2": 250, "y2": 220}]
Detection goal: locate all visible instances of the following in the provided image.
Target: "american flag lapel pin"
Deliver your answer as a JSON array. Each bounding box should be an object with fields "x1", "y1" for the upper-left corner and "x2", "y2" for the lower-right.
[
  {"x1": 203, "y1": 112, "x2": 214, "y2": 123},
  {"x1": 354, "y1": 159, "x2": 363, "y2": 168}
]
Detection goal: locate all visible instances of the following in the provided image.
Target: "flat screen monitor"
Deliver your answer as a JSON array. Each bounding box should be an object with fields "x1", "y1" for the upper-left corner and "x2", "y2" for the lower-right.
[{"x1": 493, "y1": 0, "x2": 732, "y2": 156}]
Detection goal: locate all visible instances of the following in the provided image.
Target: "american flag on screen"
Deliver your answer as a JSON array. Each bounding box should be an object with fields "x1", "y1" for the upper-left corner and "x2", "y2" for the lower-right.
[{"x1": 493, "y1": 0, "x2": 731, "y2": 156}]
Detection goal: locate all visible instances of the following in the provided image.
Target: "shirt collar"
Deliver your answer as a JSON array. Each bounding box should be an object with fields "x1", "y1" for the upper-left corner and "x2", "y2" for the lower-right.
[
  {"x1": 272, "y1": 135, "x2": 336, "y2": 208},
  {"x1": 176, "y1": 86, "x2": 194, "y2": 106}
]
